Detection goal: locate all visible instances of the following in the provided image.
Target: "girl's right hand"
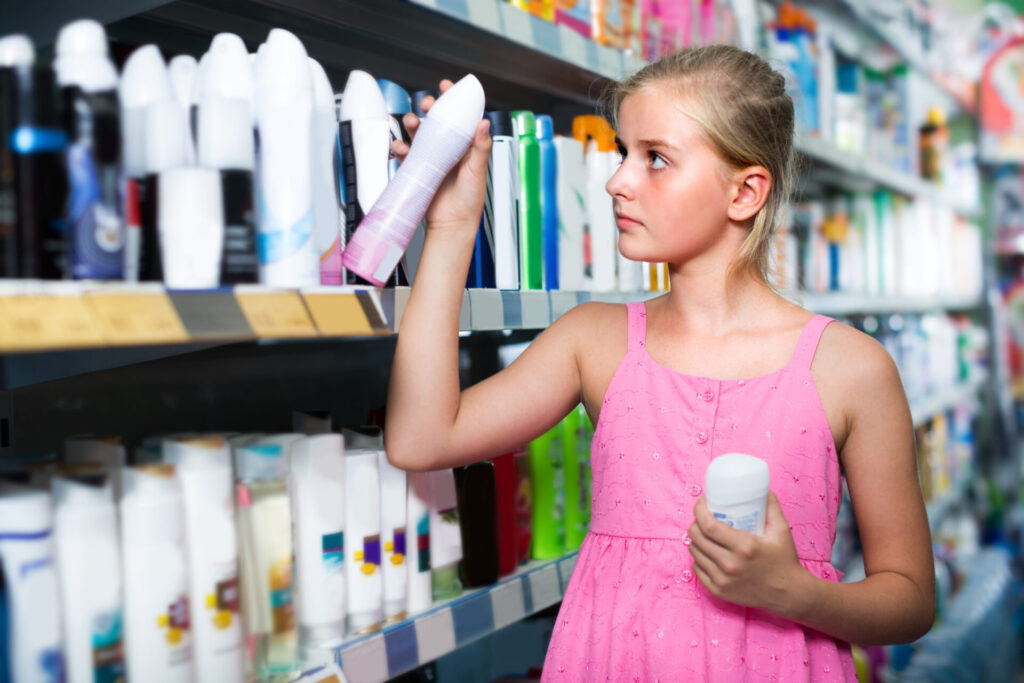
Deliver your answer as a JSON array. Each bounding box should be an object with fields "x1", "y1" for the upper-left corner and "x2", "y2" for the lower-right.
[{"x1": 392, "y1": 79, "x2": 492, "y2": 236}]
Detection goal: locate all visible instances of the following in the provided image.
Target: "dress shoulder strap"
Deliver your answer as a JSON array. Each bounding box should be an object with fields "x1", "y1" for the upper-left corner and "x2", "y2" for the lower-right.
[
  {"x1": 791, "y1": 314, "x2": 835, "y2": 371},
  {"x1": 626, "y1": 301, "x2": 647, "y2": 354}
]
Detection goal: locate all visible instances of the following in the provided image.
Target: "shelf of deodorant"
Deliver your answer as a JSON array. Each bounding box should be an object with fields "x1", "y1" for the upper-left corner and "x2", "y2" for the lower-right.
[{"x1": 328, "y1": 552, "x2": 579, "y2": 683}]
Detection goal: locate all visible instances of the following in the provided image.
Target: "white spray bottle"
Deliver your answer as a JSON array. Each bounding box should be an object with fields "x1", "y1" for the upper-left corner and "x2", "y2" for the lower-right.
[
  {"x1": 254, "y1": 29, "x2": 319, "y2": 287},
  {"x1": 308, "y1": 58, "x2": 343, "y2": 285},
  {"x1": 342, "y1": 74, "x2": 485, "y2": 286}
]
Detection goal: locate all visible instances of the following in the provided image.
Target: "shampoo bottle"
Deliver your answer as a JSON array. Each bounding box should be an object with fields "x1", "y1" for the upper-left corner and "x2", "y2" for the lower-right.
[
  {"x1": 196, "y1": 32, "x2": 259, "y2": 285},
  {"x1": 254, "y1": 29, "x2": 319, "y2": 287},
  {"x1": 455, "y1": 462, "x2": 499, "y2": 587},
  {"x1": 341, "y1": 428, "x2": 384, "y2": 634},
  {"x1": 0, "y1": 489, "x2": 63, "y2": 682},
  {"x1": 235, "y1": 443, "x2": 297, "y2": 677},
  {"x1": 289, "y1": 434, "x2": 346, "y2": 659},
  {"x1": 309, "y1": 59, "x2": 343, "y2": 285},
  {"x1": 342, "y1": 75, "x2": 485, "y2": 286},
  {"x1": 338, "y1": 70, "x2": 392, "y2": 286},
  {"x1": 573, "y1": 115, "x2": 617, "y2": 291},
  {"x1": 163, "y1": 437, "x2": 244, "y2": 682},
  {"x1": 405, "y1": 471, "x2": 433, "y2": 615},
  {"x1": 536, "y1": 114, "x2": 559, "y2": 290},
  {"x1": 554, "y1": 134, "x2": 585, "y2": 291},
  {"x1": 378, "y1": 443, "x2": 408, "y2": 622},
  {"x1": 0, "y1": 35, "x2": 69, "y2": 279},
  {"x1": 510, "y1": 110, "x2": 543, "y2": 290},
  {"x1": 528, "y1": 425, "x2": 565, "y2": 560},
  {"x1": 492, "y1": 453, "x2": 518, "y2": 576},
  {"x1": 486, "y1": 111, "x2": 520, "y2": 290},
  {"x1": 429, "y1": 468, "x2": 463, "y2": 600},
  {"x1": 55, "y1": 20, "x2": 124, "y2": 280},
  {"x1": 52, "y1": 474, "x2": 124, "y2": 683},
  {"x1": 120, "y1": 465, "x2": 192, "y2": 682}
]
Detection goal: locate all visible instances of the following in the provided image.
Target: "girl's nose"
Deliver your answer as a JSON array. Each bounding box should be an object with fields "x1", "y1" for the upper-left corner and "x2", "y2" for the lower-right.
[{"x1": 606, "y1": 160, "x2": 633, "y2": 200}]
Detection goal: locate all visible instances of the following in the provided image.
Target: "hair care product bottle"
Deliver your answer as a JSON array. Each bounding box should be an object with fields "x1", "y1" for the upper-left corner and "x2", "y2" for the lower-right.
[
  {"x1": 235, "y1": 443, "x2": 297, "y2": 677},
  {"x1": 338, "y1": 70, "x2": 392, "y2": 286},
  {"x1": 455, "y1": 462, "x2": 499, "y2": 587},
  {"x1": 52, "y1": 474, "x2": 124, "y2": 683},
  {"x1": 554, "y1": 134, "x2": 585, "y2": 291},
  {"x1": 510, "y1": 110, "x2": 543, "y2": 290},
  {"x1": 429, "y1": 468, "x2": 463, "y2": 600},
  {"x1": 486, "y1": 111, "x2": 520, "y2": 290},
  {"x1": 254, "y1": 29, "x2": 319, "y2": 287},
  {"x1": 158, "y1": 168, "x2": 225, "y2": 289},
  {"x1": 342, "y1": 75, "x2": 485, "y2": 286},
  {"x1": 289, "y1": 434, "x2": 346, "y2": 660},
  {"x1": 573, "y1": 115, "x2": 617, "y2": 291},
  {"x1": 535, "y1": 114, "x2": 559, "y2": 290},
  {"x1": 341, "y1": 427, "x2": 384, "y2": 634},
  {"x1": 308, "y1": 59, "x2": 343, "y2": 285},
  {"x1": 196, "y1": 32, "x2": 259, "y2": 285},
  {"x1": 377, "y1": 445, "x2": 408, "y2": 622},
  {"x1": 0, "y1": 35, "x2": 69, "y2": 279},
  {"x1": 528, "y1": 425, "x2": 565, "y2": 560},
  {"x1": 164, "y1": 437, "x2": 244, "y2": 682},
  {"x1": 563, "y1": 405, "x2": 593, "y2": 550},
  {"x1": 920, "y1": 107, "x2": 948, "y2": 184},
  {"x1": 492, "y1": 453, "x2": 518, "y2": 576},
  {"x1": 119, "y1": 44, "x2": 173, "y2": 281},
  {"x1": 0, "y1": 489, "x2": 63, "y2": 682},
  {"x1": 405, "y1": 471, "x2": 432, "y2": 614},
  {"x1": 512, "y1": 446, "x2": 532, "y2": 565},
  {"x1": 120, "y1": 465, "x2": 192, "y2": 682},
  {"x1": 705, "y1": 453, "x2": 770, "y2": 535},
  {"x1": 55, "y1": 20, "x2": 124, "y2": 281}
]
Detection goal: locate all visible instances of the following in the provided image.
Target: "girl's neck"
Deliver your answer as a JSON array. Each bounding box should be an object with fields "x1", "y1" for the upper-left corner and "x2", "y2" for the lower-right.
[{"x1": 660, "y1": 262, "x2": 782, "y2": 335}]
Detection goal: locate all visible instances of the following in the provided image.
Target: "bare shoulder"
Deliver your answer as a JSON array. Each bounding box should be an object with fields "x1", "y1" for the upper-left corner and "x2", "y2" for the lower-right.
[
  {"x1": 551, "y1": 301, "x2": 629, "y2": 416},
  {"x1": 813, "y1": 320, "x2": 901, "y2": 388}
]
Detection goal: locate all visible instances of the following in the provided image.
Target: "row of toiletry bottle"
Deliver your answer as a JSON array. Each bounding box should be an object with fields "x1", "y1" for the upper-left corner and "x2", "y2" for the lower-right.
[{"x1": 770, "y1": 192, "x2": 983, "y2": 301}]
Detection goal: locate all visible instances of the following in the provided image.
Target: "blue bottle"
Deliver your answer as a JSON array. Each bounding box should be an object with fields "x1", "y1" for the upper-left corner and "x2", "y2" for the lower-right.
[{"x1": 535, "y1": 114, "x2": 559, "y2": 290}]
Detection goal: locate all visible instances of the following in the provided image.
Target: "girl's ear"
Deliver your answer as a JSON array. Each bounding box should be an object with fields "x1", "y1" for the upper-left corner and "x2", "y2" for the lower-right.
[{"x1": 727, "y1": 166, "x2": 771, "y2": 223}]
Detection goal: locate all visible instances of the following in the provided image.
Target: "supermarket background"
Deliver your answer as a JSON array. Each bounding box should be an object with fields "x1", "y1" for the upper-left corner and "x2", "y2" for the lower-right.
[{"x1": 2, "y1": 0, "x2": 1024, "y2": 681}]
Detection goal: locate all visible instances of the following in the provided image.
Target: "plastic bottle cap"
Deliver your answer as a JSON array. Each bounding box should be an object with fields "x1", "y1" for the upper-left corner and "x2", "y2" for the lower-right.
[
  {"x1": 426, "y1": 74, "x2": 485, "y2": 137},
  {"x1": 339, "y1": 69, "x2": 387, "y2": 121},
  {"x1": 308, "y1": 57, "x2": 334, "y2": 112},
  {"x1": 145, "y1": 99, "x2": 190, "y2": 173},
  {"x1": 197, "y1": 95, "x2": 254, "y2": 170},
  {"x1": 704, "y1": 453, "x2": 769, "y2": 506},
  {"x1": 163, "y1": 435, "x2": 230, "y2": 469},
  {"x1": 56, "y1": 19, "x2": 108, "y2": 59},
  {"x1": 119, "y1": 44, "x2": 172, "y2": 109},
  {"x1": 535, "y1": 113, "x2": 554, "y2": 141},
  {"x1": 511, "y1": 110, "x2": 535, "y2": 137},
  {"x1": 56, "y1": 55, "x2": 118, "y2": 91},
  {"x1": 377, "y1": 78, "x2": 412, "y2": 115},
  {"x1": 255, "y1": 28, "x2": 311, "y2": 101},
  {"x1": 572, "y1": 114, "x2": 616, "y2": 152},
  {"x1": 168, "y1": 54, "x2": 198, "y2": 111},
  {"x1": 0, "y1": 34, "x2": 35, "y2": 67},
  {"x1": 485, "y1": 111, "x2": 513, "y2": 138},
  {"x1": 195, "y1": 33, "x2": 255, "y2": 121}
]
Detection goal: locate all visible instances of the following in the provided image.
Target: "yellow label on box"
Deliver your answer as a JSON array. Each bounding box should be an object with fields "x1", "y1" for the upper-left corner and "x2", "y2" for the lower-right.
[
  {"x1": 235, "y1": 291, "x2": 316, "y2": 338},
  {"x1": 87, "y1": 292, "x2": 189, "y2": 345},
  {"x1": 303, "y1": 293, "x2": 381, "y2": 337},
  {"x1": 0, "y1": 295, "x2": 105, "y2": 351}
]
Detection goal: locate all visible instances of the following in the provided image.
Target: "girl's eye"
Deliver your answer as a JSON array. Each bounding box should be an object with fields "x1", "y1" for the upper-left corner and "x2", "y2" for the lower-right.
[{"x1": 650, "y1": 152, "x2": 667, "y2": 170}]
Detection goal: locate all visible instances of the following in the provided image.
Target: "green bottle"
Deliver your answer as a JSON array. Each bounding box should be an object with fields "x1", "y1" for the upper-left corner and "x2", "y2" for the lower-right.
[
  {"x1": 528, "y1": 423, "x2": 565, "y2": 559},
  {"x1": 563, "y1": 405, "x2": 593, "y2": 550},
  {"x1": 511, "y1": 110, "x2": 543, "y2": 290}
]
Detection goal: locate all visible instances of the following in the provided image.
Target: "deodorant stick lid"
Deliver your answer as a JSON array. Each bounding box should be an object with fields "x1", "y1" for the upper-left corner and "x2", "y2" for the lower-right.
[
  {"x1": 56, "y1": 19, "x2": 108, "y2": 59},
  {"x1": 426, "y1": 74, "x2": 485, "y2": 138},
  {"x1": 705, "y1": 453, "x2": 769, "y2": 507},
  {"x1": 0, "y1": 34, "x2": 35, "y2": 67}
]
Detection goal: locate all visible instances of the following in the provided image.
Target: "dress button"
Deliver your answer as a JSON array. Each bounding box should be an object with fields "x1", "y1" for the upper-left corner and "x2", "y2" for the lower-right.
[
  {"x1": 690, "y1": 485, "x2": 703, "y2": 497},
  {"x1": 701, "y1": 390, "x2": 714, "y2": 402},
  {"x1": 696, "y1": 431, "x2": 708, "y2": 444}
]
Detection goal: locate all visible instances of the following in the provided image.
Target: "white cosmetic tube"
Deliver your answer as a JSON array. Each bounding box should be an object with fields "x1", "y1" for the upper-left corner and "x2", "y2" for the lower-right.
[
  {"x1": 164, "y1": 437, "x2": 244, "y2": 682},
  {"x1": 586, "y1": 143, "x2": 616, "y2": 291},
  {"x1": 289, "y1": 434, "x2": 346, "y2": 656},
  {"x1": 0, "y1": 490, "x2": 63, "y2": 683},
  {"x1": 378, "y1": 448, "x2": 407, "y2": 621},
  {"x1": 405, "y1": 471, "x2": 432, "y2": 614},
  {"x1": 341, "y1": 428, "x2": 383, "y2": 635},
  {"x1": 120, "y1": 465, "x2": 192, "y2": 682},
  {"x1": 254, "y1": 29, "x2": 319, "y2": 287},
  {"x1": 429, "y1": 468, "x2": 463, "y2": 601},
  {"x1": 309, "y1": 58, "x2": 343, "y2": 285},
  {"x1": 487, "y1": 112, "x2": 521, "y2": 290},
  {"x1": 52, "y1": 475, "x2": 124, "y2": 683},
  {"x1": 342, "y1": 74, "x2": 485, "y2": 285},
  {"x1": 235, "y1": 443, "x2": 296, "y2": 677},
  {"x1": 158, "y1": 167, "x2": 225, "y2": 289},
  {"x1": 554, "y1": 136, "x2": 585, "y2": 291}
]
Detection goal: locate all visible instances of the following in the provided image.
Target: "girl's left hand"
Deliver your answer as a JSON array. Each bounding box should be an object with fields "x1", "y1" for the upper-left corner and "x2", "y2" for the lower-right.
[{"x1": 688, "y1": 491, "x2": 808, "y2": 615}]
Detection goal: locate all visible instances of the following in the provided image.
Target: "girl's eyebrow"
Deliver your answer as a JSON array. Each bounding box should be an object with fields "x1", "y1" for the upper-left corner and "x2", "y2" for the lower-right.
[{"x1": 614, "y1": 135, "x2": 679, "y2": 151}]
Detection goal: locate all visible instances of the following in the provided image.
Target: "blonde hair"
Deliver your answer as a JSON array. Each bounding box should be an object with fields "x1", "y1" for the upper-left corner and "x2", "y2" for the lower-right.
[{"x1": 602, "y1": 45, "x2": 795, "y2": 284}]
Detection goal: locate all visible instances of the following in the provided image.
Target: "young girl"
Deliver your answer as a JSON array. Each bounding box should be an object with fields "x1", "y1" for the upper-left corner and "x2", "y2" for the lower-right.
[{"x1": 386, "y1": 45, "x2": 934, "y2": 681}]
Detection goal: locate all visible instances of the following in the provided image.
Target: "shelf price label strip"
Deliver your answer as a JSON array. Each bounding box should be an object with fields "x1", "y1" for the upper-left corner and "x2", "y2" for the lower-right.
[
  {"x1": 302, "y1": 290, "x2": 390, "y2": 337},
  {"x1": 0, "y1": 293, "x2": 106, "y2": 352},
  {"x1": 337, "y1": 553, "x2": 578, "y2": 682},
  {"x1": 86, "y1": 290, "x2": 190, "y2": 345},
  {"x1": 234, "y1": 289, "x2": 317, "y2": 338}
]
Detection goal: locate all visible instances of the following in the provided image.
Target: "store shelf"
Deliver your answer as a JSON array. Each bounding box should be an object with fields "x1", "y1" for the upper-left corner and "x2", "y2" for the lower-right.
[
  {"x1": 330, "y1": 552, "x2": 578, "y2": 683},
  {"x1": 926, "y1": 477, "x2": 971, "y2": 530},
  {"x1": 909, "y1": 375, "x2": 986, "y2": 427},
  {"x1": 794, "y1": 291, "x2": 984, "y2": 315},
  {"x1": 0, "y1": 281, "x2": 388, "y2": 354}
]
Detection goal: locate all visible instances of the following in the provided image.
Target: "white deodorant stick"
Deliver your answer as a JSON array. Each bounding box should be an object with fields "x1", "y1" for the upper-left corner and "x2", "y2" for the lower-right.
[{"x1": 704, "y1": 453, "x2": 770, "y2": 535}]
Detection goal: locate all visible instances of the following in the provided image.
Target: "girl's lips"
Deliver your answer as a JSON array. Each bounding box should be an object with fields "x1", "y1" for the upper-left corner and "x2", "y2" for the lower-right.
[{"x1": 616, "y1": 214, "x2": 642, "y2": 230}]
